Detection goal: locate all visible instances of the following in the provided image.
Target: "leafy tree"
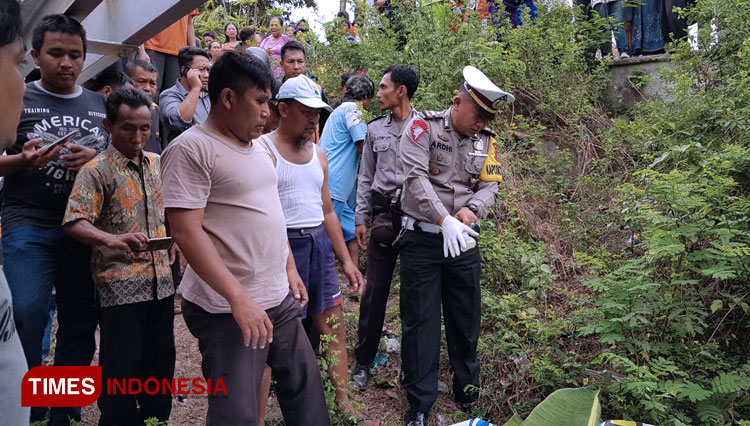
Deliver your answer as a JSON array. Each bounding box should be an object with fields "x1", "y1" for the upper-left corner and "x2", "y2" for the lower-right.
[{"x1": 196, "y1": 0, "x2": 316, "y2": 39}]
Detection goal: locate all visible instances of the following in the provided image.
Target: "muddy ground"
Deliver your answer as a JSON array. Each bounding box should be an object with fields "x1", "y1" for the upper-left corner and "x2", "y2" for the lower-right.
[{"x1": 41, "y1": 288, "x2": 474, "y2": 426}]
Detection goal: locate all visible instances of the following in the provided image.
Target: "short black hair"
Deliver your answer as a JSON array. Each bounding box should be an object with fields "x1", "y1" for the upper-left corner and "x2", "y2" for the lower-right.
[
  {"x1": 208, "y1": 50, "x2": 273, "y2": 104},
  {"x1": 458, "y1": 85, "x2": 495, "y2": 121},
  {"x1": 270, "y1": 17, "x2": 284, "y2": 26},
  {"x1": 281, "y1": 41, "x2": 306, "y2": 61},
  {"x1": 238, "y1": 26, "x2": 255, "y2": 43},
  {"x1": 344, "y1": 74, "x2": 374, "y2": 101},
  {"x1": 383, "y1": 64, "x2": 419, "y2": 100},
  {"x1": 340, "y1": 73, "x2": 354, "y2": 88},
  {"x1": 124, "y1": 59, "x2": 157, "y2": 78},
  {"x1": 0, "y1": 0, "x2": 22, "y2": 48},
  {"x1": 202, "y1": 31, "x2": 217, "y2": 39},
  {"x1": 177, "y1": 46, "x2": 210, "y2": 71},
  {"x1": 90, "y1": 67, "x2": 133, "y2": 92},
  {"x1": 105, "y1": 87, "x2": 152, "y2": 123},
  {"x1": 32, "y1": 14, "x2": 87, "y2": 54}
]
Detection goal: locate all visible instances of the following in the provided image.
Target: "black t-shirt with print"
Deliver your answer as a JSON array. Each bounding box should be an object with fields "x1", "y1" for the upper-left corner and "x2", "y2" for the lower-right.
[{"x1": 2, "y1": 81, "x2": 108, "y2": 229}]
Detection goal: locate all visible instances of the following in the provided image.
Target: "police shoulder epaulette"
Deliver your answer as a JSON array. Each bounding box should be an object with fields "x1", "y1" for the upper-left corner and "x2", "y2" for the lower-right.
[
  {"x1": 367, "y1": 114, "x2": 387, "y2": 125},
  {"x1": 418, "y1": 110, "x2": 443, "y2": 120}
]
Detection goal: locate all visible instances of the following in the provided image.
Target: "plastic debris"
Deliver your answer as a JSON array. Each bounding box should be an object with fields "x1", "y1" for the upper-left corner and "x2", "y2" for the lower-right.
[
  {"x1": 450, "y1": 419, "x2": 496, "y2": 426},
  {"x1": 372, "y1": 350, "x2": 389, "y2": 367},
  {"x1": 384, "y1": 336, "x2": 400, "y2": 353}
]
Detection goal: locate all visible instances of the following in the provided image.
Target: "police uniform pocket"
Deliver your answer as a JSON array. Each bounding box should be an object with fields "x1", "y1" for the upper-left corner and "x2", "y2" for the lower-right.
[
  {"x1": 373, "y1": 140, "x2": 390, "y2": 152},
  {"x1": 465, "y1": 155, "x2": 484, "y2": 176},
  {"x1": 429, "y1": 149, "x2": 452, "y2": 166}
]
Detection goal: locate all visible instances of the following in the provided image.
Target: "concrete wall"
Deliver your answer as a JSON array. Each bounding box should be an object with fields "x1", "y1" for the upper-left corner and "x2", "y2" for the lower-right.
[{"x1": 608, "y1": 54, "x2": 676, "y2": 110}]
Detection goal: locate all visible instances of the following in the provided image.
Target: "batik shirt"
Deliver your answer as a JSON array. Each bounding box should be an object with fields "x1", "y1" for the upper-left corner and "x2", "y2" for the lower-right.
[{"x1": 63, "y1": 144, "x2": 174, "y2": 307}]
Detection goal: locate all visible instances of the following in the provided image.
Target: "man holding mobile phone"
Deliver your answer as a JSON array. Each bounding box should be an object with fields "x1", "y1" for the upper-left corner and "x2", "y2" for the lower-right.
[
  {"x1": 63, "y1": 88, "x2": 177, "y2": 425},
  {"x1": 158, "y1": 46, "x2": 211, "y2": 144}
]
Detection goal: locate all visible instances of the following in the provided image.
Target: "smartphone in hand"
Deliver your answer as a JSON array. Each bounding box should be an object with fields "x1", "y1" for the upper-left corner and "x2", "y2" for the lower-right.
[
  {"x1": 41, "y1": 130, "x2": 78, "y2": 154},
  {"x1": 133, "y1": 237, "x2": 174, "y2": 252}
]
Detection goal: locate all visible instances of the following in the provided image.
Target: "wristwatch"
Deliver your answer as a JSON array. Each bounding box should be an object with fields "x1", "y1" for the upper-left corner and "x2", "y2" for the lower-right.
[{"x1": 466, "y1": 203, "x2": 479, "y2": 216}]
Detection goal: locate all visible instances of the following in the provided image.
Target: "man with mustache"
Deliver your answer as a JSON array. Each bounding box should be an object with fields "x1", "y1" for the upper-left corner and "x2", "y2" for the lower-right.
[
  {"x1": 63, "y1": 88, "x2": 176, "y2": 425},
  {"x1": 259, "y1": 74, "x2": 374, "y2": 423}
]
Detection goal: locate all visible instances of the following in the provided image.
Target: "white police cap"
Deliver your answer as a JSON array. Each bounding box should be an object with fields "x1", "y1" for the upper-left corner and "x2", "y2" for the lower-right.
[{"x1": 462, "y1": 65, "x2": 514, "y2": 114}]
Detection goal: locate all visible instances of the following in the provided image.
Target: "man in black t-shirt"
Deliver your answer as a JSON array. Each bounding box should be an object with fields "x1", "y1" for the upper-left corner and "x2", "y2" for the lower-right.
[{"x1": 0, "y1": 14, "x2": 103, "y2": 426}]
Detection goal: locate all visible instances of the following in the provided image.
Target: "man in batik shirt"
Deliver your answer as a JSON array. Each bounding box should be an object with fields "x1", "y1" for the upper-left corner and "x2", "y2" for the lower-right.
[{"x1": 63, "y1": 88, "x2": 176, "y2": 426}]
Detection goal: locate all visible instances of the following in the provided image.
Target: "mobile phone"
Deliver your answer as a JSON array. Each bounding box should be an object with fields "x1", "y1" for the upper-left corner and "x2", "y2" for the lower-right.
[
  {"x1": 42, "y1": 130, "x2": 78, "y2": 153},
  {"x1": 133, "y1": 237, "x2": 174, "y2": 252},
  {"x1": 181, "y1": 65, "x2": 191, "y2": 78}
]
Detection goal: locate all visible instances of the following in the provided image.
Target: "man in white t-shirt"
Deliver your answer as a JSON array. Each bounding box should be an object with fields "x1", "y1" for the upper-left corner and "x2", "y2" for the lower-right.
[{"x1": 161, "y1": 51, "x2": 330, "y2": 426}]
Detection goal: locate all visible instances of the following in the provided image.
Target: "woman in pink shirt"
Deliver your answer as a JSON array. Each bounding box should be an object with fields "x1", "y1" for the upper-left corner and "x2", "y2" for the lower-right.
[{"x1": 260, "y1": 17, "x2": 292, "y2": 78}]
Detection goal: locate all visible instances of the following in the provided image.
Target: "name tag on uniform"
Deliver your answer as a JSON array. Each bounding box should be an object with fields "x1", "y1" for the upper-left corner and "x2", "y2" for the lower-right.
[{"x1": 479, "y1": 137, "x2": 503, "y2": 183}]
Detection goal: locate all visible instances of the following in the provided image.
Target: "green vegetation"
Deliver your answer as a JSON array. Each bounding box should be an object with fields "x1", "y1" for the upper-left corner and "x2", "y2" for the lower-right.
[{"x1": 206, "y1": 0, "x2": 750, "y2": 424}]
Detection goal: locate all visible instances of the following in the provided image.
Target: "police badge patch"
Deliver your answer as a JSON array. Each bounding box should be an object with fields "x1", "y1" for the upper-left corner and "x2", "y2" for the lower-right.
[{"x1": 410, "y1": 119, "x2": 428, "y2": 142}]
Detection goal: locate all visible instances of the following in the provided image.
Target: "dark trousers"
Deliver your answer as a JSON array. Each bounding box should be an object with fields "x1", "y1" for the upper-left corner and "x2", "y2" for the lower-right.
[
  {"x1": 594, "y1": 1, "x2": 623, "y2": 56},
  {"x1": 2, "y1": 225, "x2": 98, "y2": 425},
  {"x1": 661, "y1": 0, "x2": 693, "y2": 43},
  {"x1": 98, "y1": 296, "x2": 175, "y2": 426},
  {"x1": 355, "y1": 213, "x2": 399, "y2": 365},
  {"x1": 182, "y1": 293, "x2": 331, "y2": 426},
  {"x1": 399, "y1": 231, "x2": 481, "y2": 413}
]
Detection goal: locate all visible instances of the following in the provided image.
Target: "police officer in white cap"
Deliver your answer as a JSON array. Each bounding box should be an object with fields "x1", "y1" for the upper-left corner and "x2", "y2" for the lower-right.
[{"x1": 397, "y1": 66, "x2": 513, "y2": 426}]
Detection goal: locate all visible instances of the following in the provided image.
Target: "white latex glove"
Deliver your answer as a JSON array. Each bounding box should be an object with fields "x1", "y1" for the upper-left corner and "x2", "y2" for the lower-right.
[{"x1": 441, "y1": 216, "x2": 479, "y2": 258}]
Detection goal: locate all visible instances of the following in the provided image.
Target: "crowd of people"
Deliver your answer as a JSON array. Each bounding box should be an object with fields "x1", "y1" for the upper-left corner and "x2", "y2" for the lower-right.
[
  {"x1": 0, "y1": 0, "x2": 698, "y2": 425},
  {"x1": 582, "y1": 0, "x2": 696, "y2": 58}
]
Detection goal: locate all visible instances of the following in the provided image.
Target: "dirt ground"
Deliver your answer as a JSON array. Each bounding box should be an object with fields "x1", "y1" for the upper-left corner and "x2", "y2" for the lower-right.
[{"x1": 43, "y1": 287, "x2": 473, "y2": 426}]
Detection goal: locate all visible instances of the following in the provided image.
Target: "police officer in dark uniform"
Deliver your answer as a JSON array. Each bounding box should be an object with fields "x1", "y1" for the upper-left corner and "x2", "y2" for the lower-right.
[
  {"x1": 398, "y1": 66, "x2": 513, "y2": 426},
  {"x1": 351, "y1": 64, "x2": 420, "y2": 389}
]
